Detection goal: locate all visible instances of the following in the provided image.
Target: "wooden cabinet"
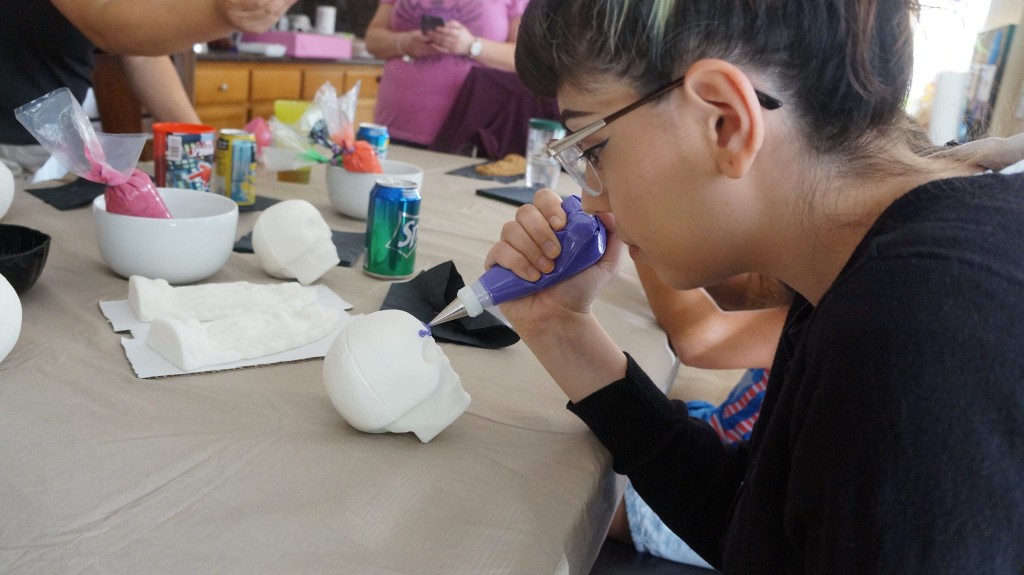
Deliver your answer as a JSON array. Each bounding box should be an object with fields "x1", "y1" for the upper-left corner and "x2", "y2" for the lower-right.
[{"x1": 194, "y1": 59, "x2": 382, "y2": 130}]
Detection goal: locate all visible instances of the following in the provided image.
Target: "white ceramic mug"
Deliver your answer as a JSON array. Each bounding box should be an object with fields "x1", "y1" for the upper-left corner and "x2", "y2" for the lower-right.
[{"x1": 315, "y1": 6, "x2": 337, "y2": 35}]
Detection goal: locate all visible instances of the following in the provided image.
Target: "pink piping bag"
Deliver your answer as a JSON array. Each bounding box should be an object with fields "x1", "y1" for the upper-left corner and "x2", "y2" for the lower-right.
[{"x1": 15, "y1": 88, "x2": 171, "y2": 218}]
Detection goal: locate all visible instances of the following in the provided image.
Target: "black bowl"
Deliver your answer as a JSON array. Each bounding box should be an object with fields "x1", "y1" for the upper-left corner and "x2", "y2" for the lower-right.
[{"x1": 0, "y1": 224, "x2": 51, "y2": 294}]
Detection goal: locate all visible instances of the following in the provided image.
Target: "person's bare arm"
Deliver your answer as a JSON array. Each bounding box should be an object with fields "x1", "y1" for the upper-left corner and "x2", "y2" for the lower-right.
[
  {"x1": 704, "y1": 273, "x2": 793, "y2": 310},
  {"x1": 928, "y1": 133, "x2": 1024, "y2": 171},
  {"x1": 49, "y1": 0, "x2": 295, "y2": 55},
  {"x1": 636, "y1": 261, "x2": 785, "y2": 369},
  {"x1": 118, "y1": 56, "x2": 201, "y2": 124}
]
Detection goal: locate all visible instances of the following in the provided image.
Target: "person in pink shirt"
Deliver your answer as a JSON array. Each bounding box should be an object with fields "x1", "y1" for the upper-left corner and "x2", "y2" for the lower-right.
[{"x1": 364, "y1": 0, "x2": 527, "y2": 147}]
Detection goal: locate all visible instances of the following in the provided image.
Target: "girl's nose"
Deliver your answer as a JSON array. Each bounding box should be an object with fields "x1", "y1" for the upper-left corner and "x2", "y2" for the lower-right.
[{"x1": 580, "y1": 189, "x2": 610, "y2": 215}]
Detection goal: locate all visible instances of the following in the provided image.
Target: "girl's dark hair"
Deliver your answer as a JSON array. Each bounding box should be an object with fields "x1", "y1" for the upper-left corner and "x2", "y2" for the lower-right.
[{"x1": 515, "y1": 0, "x2": 920, "y2": 156}]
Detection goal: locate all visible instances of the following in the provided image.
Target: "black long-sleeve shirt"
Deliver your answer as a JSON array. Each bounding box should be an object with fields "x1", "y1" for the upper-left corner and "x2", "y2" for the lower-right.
[
  {"x1": 571, "y1": 171, "x2": 1024, "y2": 573},
  {"x1": 0, "y1": 0, "x2": 94, "y2": 144}
]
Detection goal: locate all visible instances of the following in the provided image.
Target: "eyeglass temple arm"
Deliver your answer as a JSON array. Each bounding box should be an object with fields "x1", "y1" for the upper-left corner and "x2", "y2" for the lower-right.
[
  {"x1": 546, "y1": 121, "x2": 606, "y2": 157},
  {"x1": 755, "y1": 91, "x2": 783, "y2": 110},
  {"x1": 546, "y1": 81, "x2": 781, "y2": 158}
]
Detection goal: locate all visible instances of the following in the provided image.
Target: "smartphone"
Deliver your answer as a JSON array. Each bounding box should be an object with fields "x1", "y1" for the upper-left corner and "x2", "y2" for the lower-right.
[{"x1": 420, "y1": 15, "x2": 446, "y2": 34}]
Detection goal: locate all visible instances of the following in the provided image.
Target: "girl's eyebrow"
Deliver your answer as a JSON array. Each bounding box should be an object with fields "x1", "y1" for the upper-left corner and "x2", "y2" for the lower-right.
[{"x1": 559, "y1": 109, "x2": 595, "y2": 135}]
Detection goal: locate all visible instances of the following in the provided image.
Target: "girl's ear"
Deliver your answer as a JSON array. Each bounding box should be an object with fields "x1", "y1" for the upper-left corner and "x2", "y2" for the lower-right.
[{"x1": 682, "y1": 59, "x2": 766, "y2": 179}]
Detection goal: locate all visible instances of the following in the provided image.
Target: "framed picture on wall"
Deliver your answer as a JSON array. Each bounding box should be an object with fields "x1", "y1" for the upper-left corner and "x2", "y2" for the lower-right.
[{"x1": 962, "y1": 24, "x2": 1016, "y2": 141}]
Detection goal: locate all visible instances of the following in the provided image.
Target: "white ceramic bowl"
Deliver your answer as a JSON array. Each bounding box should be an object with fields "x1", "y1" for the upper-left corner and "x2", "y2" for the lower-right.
[
  {"x1": 325, "y1": 160, "x2": 425, "y2": 220},
  {"x1": 93, "y1": 187, "x2": 239, "y2": 284}
]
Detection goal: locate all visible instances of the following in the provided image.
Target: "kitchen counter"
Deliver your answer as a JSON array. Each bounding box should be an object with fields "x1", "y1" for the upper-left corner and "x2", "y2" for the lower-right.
[
  {"x1": 193, "y1": 53, "x2": 384, "y2": 129},
  {"x1": 199, "y1": 50, "x2": 384, "y2": 67}
]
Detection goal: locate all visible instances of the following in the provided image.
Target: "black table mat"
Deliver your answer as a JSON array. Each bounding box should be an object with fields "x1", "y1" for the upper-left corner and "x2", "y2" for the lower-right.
[
  {"x1": 25, "y1": 177, "x2": 281, "y2": 213},
  {"x1": 24, "y1": 178, "x2": 106, "y2": 210},
  {"x1": 446, "y1": 163, "x2": 523, "y2": 184},
  {"x1": 238, "y1": 195, "x2": 282, "y2": 212},
  {"x1": 234, "y1": 229, "x2": 364, "y2": 268},
  {"x1": 475, "y1": 186, "x2": 536, "y2": 207}
]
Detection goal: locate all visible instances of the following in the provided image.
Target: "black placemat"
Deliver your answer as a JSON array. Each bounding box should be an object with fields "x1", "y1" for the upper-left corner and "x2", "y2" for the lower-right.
[
  {"x1": 25, "y1": 177, "x2": 281, "y2": 213},
  {"x1": 234, "y1": 229, "x2": 364, "y2": 268},
  {"x1": 238, "y1": 195, "x2": 283, "y2": 212},
  {"x1": 446, "y1": 163, "x2": 523, "y2": 184},
  {"x1": 475, "y1": 186, "x2": 536, "y2": 207},
  {"x1": 24, "y1": 178, "x2": 106, "y2": 210}
]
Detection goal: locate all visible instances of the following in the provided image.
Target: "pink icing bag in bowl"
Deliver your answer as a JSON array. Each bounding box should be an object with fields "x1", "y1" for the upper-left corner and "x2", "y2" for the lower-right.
[
  {"x1": 14, "y1": 88, "x2": 171, "y2": 219},
  {"x1": 85, "y1": 139, "x2": 172, "y2": 219},
  {"x1": 99, "y1": 168, "x2": 172, "y2": 219}
]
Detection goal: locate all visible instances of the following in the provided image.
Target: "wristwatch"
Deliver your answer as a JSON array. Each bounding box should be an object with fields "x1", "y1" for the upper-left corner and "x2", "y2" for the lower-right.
[{"x1": 468, "y1": 37, "x2": 483, "y2": 58}]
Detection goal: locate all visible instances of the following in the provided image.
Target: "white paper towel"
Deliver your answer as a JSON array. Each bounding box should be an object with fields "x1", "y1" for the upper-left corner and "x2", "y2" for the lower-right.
[{"x1": 928, "y1": 71, "x2": 969, "y2": 145}]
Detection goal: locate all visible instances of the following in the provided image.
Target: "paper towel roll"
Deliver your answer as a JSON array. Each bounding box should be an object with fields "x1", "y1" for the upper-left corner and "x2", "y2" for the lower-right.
[{"x1": 928, "y1": 71, "x2": 969, "y2": 145}]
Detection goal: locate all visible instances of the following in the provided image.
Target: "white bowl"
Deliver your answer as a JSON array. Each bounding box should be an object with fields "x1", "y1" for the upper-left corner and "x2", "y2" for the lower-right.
[
  {"x1": 93, "y1": 187, "x2": 239, "y2": 284},
  {"x1": 325, "y1": 160, "x2": 425, "y2": 220}
]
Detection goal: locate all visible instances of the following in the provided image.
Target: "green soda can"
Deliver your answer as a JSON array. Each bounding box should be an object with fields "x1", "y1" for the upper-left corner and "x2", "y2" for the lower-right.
[{"x1": 364, "y1": 177, "x2": 421, "y2": 279}]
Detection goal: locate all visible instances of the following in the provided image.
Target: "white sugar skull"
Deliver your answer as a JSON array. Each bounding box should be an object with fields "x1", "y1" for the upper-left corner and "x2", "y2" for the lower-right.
[
  {"x1": 0, "y1": 274, "x2": 22, "y2": 365},
  {"x1": 0, "y1": 160, "x2": 14, "y2": 221},
  {"x1": 323, "y1": 309, "x2": 470, "y2": 443},
  {"x1": 252, "y1": 199, "x2": 339, "y2": 285}
]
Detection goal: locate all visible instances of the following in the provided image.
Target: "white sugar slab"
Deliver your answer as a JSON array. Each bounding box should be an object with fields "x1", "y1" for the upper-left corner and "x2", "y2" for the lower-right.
[{"x1": 100, "y1": 285, "x2": 358, "y2": 379}]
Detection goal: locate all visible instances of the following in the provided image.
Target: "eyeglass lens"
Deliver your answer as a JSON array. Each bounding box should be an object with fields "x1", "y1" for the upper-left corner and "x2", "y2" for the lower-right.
[{"x1": 557, "y1": 145, "x2": 602, "y2": 196}]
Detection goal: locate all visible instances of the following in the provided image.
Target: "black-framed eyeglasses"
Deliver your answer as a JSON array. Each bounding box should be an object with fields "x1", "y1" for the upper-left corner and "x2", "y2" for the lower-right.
[{"x1": 546, "y1": 76, "x2": 783, "y2": 196}]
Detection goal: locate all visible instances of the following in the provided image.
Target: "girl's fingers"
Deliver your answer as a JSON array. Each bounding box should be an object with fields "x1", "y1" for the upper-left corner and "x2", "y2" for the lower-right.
[
  {"x1": 485, "y1": 238, "x2": 542, "y2": 281},
  {"x1": 514, "y1": 204, "x2": 559, "y2": 269}
]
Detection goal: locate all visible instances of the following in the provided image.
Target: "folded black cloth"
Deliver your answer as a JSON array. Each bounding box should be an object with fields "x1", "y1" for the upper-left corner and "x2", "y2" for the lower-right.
[
  {"x1": 24, "y1": 178, "x2": 106, "y2": 210},
  {"x1": 381, "y1": 260, "x2": 519, "y2": 349},
  {"x1": 234, "y1": 229, "x2": 364, "y2": 268},
  {"x1": 475, "y1": 186, "x2": 536, "y2": 207},
  {"x1": 446, "y1": 163, "x2": 523, "y2": 184}
]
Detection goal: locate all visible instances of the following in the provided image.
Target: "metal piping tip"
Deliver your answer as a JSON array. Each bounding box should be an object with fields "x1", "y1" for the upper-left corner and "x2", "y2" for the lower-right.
[{"x1": 429, "y1": 299, "x2": 468, "y2": 326}]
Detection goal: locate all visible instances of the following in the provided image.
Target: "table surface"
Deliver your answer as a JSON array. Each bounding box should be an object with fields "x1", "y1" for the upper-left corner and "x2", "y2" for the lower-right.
[{"x1": 0, "y1": 147, "x2": 676, "y2": 575}]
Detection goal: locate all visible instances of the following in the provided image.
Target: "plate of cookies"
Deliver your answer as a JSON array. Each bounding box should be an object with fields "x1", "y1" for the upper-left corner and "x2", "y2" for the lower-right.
[{"x1": 448, "y1": 153, "x2": 527, "y2": 183}]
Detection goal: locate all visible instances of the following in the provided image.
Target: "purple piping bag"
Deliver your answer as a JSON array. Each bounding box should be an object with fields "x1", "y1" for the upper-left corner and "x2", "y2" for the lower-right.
[{"x1": 429, "y1": 195, "x2": 606, "y2": 326}]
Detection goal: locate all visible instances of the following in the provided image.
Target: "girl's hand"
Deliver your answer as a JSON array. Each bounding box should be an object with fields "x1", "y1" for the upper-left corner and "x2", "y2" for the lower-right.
[{"x1": 483, "y1": 189, "x2": 625, "y2": 334}]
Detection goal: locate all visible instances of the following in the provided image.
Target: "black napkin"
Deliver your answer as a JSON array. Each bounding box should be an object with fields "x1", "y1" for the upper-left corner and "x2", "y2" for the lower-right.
[
  {"x1": 475, "y1": 186, "x2": 536, "y2": 207},
  {"x1": 446, "y1": 163, "x2": 523, "y2": 184},
  {"x1": 234, "y1": 229, "x2": 365, "y2": 267},
  {"x1": 24, "y1": 178, "x2": 106, "y2": 210},
  {"x1": 381, "y1": 260, "x2": 519, "y2": 349}
]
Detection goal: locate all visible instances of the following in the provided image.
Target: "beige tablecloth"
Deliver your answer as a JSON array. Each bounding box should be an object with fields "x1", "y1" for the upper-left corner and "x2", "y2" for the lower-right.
[{"x1": 0, "y1": 147, "x2": 676, "y2": 574}]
